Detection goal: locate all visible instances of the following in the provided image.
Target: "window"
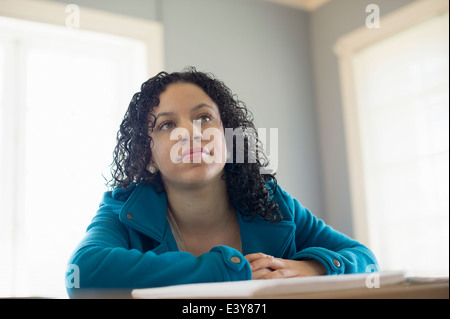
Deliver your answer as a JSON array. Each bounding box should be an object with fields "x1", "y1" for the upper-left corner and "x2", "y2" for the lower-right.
[
  {"x1": 0, "y1": 1, "x2": 163, "y2": 297},
  {"x1": 335, "y1": 0, "x2": 448, "y2": 277}
]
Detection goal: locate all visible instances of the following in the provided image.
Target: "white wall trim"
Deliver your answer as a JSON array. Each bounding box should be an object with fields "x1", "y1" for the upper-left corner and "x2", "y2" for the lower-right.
[
  {"x1": 334, "y1": 0, "x2": 448, "y2": 56},
  {"x1": 0, "y1": 0, "x2": 164, "y2": 76},
  {"x1": 263, "y1": 0, "x2": 330, "y2": 11},
  {"x1": 333, "y1": 0, "x2": 449, "y2": 244}
]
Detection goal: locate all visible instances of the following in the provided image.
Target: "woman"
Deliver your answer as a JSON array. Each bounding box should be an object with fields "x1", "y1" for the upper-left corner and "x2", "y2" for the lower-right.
[{"x1": 66, "y1": 68, "x2": 377, "y2": 297}]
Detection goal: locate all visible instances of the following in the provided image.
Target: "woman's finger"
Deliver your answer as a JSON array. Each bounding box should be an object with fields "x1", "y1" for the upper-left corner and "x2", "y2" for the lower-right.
[
  {"x1": 251, "y1": 268, "x2": 273, "y2": 280},
  {"x1": 244, "y1": 252, "x2": 273, "y2": 263},
  {"x1": 257, "y1": 268, "x2": 297, "y2": 280},
  {"x1": 248, "y1": 255, "x2": 283, "y2": 272}
]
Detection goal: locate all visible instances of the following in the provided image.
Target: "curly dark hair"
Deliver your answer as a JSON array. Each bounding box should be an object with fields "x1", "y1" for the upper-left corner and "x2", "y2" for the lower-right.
[{"x1": 109, "y1": 67, "x2": 281, "y2": 222}]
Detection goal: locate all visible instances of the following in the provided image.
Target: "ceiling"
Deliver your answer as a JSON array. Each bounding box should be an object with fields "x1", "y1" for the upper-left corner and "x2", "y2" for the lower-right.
[{"x1": 262, "y1": 0, "x2": 331, "y2": 11}]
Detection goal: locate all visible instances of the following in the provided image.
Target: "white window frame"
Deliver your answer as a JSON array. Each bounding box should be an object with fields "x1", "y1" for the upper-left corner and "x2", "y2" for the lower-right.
[
  {"x1": 0, "y1": 0, "x2": 163, "y2": 297},
  {"x1": 333, "y1": 0, "x2": 449, "y2": 245},
  {"x1": 0, "y1": 0, "x2": 164, "y2": 77}
]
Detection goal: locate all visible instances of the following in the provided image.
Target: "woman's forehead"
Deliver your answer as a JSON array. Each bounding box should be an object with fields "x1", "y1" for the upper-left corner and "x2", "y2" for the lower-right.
[{"x1": 154, "y1": 82, "x2": 218, "y2": 115}]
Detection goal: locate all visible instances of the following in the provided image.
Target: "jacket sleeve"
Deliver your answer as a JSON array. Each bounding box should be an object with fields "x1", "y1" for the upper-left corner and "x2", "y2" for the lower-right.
[
  {"x1": 65, "y1": 192, "x2": 251, "y2": 298},
  {"x1": 277, "y1": 187, "x2": 378, "y2": 275}
]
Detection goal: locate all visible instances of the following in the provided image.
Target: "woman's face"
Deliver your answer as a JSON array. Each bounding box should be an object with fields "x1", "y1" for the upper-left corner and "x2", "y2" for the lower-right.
[{"x1": 148, "y1": 82, "x2": 227, "y2": 189}]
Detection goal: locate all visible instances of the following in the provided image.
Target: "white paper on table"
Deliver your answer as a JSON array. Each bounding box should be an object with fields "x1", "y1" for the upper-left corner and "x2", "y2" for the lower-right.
[{"x1": 131, "y1": 271, "x2": 405, "y2": 299}]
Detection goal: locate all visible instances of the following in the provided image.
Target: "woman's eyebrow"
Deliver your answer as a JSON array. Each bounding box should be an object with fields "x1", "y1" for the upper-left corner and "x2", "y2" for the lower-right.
[
  {"x1": 191, "y1": 103, "x2": 214, "y2": 112},
  {"x1": 154, "y1": 103, "x2": 215, "y2": 121},
  {"x1": 154, "y1": 111, "x2": 175, "y2": 121}
]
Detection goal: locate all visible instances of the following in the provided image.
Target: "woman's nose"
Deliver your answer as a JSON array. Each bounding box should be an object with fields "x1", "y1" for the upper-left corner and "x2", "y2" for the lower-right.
[
  {"x1": 178, "y1": 120, "x2": 203, "y2": 144},
  {"x1": 192, "y1": 119, "x2": 203, "y2": 142}
]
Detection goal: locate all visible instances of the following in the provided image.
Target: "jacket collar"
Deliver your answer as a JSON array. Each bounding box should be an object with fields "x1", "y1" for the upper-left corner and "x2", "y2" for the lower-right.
[
  {"x1": 119, "y1": 184, "x2": 295, "y2": 257},
  {"x1": 119, "y1": 184, "x2": 168, "y2": 241}
]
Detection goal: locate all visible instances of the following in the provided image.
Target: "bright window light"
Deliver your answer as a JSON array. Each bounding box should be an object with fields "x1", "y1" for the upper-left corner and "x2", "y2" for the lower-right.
[
  {"x1": 0, "y1": 16, "x2": 151, "y2": 297},
  {"x1": 352, "y1": 11, "x2": 449, "y2": 277}
]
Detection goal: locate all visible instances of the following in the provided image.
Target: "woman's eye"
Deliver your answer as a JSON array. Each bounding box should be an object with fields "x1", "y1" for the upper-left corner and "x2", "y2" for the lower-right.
[
  {"x1": 159, "y1": 122, "x2": 174, "y2": 131},
  {"x1": 198, "y1": 114, "x2": 212, "y2": 122}
]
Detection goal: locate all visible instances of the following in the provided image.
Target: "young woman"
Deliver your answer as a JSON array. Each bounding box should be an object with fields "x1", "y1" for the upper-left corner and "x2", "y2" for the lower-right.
[{"x1": 66, "y1": 68, "x2": 377, "y2": 297}]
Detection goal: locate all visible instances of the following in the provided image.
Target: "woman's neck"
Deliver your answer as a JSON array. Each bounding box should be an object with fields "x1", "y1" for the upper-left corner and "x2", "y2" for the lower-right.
[{"x1": 163, "y1": 175, "x2": 235, "y2": 236}]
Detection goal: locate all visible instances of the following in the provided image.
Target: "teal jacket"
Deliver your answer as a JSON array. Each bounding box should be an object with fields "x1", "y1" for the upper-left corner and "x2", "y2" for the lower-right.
[{"x1": 66, "y1": 183, "x2": 377, "y2": 297}]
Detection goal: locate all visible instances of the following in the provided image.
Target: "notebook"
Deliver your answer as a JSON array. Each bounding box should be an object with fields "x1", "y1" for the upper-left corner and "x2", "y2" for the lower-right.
[{"x1": 131, "y1": 271, "x2": 405, "y2": 299}]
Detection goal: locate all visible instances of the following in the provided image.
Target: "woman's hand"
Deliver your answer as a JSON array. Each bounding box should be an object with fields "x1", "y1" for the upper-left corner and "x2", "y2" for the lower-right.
[{"x1": 245, "y1": 253, "x2": 326, "y2": 280}]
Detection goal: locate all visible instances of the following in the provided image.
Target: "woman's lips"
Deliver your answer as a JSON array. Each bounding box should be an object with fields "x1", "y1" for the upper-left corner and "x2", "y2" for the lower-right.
[{"x1": 181, "y1": 147, "x2": 210, "y2": 162}]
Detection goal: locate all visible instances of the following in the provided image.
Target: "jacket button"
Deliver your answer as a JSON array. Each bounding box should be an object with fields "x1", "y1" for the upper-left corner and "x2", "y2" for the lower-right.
[
  {"x1": 332, "y1": 259, "x2": 341, "y2": 267},
  {"x1": 126, "y1": 213, "x2": 133, "y2": 220},
  {"x1": 230, "y1": 256, "x2": 241, "y2": 264}
]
